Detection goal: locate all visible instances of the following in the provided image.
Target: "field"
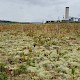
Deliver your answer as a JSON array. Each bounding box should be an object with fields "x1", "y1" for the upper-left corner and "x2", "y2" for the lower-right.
[{"x1": 0, "y1": 23, "x2": 80, "y2": 80}]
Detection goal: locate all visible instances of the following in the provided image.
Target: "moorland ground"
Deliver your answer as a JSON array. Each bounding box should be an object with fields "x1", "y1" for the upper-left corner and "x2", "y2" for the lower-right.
[{"x1": 0, "y1": 23, "x2": 80, "y2": 80}]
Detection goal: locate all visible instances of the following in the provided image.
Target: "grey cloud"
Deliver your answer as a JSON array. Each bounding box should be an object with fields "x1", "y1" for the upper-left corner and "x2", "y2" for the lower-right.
[
  {"x1": 24, "y1": 0, "x2": 67, "y2": 6},
  {"x1": 0, "y1": 0, "x2": 80, "y2": 22}
]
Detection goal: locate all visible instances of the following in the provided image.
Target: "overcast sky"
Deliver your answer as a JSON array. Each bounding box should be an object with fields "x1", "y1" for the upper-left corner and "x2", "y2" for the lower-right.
[{"x1": 0, "y1": 0, "x2": 80, "y2": 22}]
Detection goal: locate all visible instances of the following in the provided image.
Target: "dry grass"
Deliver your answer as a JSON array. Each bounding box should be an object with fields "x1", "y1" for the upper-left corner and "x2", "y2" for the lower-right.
[{"x1": 0, "y1": 23, "x2": 80, "y2": 33}]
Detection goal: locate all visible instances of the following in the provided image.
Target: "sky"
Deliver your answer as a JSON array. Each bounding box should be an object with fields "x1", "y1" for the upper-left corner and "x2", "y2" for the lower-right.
[{"x1": 0, "y1": 0, "x2": 80, "y2": 22}]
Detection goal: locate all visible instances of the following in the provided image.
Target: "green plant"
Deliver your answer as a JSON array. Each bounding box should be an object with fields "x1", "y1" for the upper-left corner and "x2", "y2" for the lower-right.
[
  {"x1": 0, "y1": 72, "x2": 8, "y2": 80},
  {"x1": 71, "y1": 66, "x2": 77, "y2": 80},
  {"x1": 13, "y1": 65, "x2": 27, "y2": 76},
  {"x1": 71, "y1": 67, "x2": 75, "y2": 75},
  {"x1": 0, "y1": 63, "x2": 5, "y2": 72},
  {"x1": 19, "y1": 65, "x2": 27, "y2": 74},
  {"x1": 13, "y1": 69, "x2": 21, "y2": 76}
]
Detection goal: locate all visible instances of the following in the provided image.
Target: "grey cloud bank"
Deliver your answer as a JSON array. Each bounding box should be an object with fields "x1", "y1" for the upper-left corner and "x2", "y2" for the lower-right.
[{"x1": 0, "y1": 0, "x2": 80, "y2": 22}]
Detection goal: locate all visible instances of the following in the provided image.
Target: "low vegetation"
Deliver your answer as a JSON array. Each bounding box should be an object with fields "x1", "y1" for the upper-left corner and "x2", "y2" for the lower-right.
[{"x1": 0, "y1": 23, "x2": 80, "y2": 80}]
